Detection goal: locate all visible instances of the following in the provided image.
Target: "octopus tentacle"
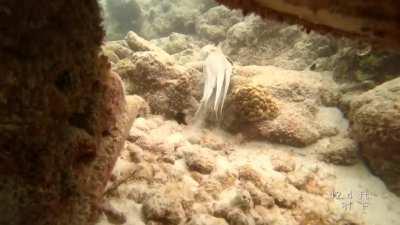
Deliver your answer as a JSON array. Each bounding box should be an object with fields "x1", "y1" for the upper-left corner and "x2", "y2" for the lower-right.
[
  {"x1": 219, "y1": 58, "x2": 232, "y2": 118},
  {"x1": 196, "y1": 45, "x2": 232, "y2": 122}
]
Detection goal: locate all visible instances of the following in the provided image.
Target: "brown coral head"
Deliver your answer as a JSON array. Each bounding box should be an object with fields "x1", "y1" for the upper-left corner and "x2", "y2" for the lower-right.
[{"x1": 233, "y1": 84, "x2": 279, "y2": 122}]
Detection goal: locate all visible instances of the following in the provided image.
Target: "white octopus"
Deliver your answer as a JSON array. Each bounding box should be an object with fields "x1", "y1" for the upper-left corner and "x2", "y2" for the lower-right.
[{"x1": 195, "y1": 45, "x2": 233, "y2": 121}]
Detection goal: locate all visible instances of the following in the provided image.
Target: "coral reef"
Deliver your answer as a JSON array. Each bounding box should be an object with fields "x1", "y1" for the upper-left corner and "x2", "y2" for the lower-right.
[
  {"x1": 231, "y1": 84, "x2": 279, "y2": 123},
  {"x1": 195, "y1": 6, "x2": 243, "y2": 42},
  {"x1": 151, "y1": 33, "x2": 199, "y2": 55},
  {"x1": 184, "y1": 148, "x2": 216, "y2": 174},
  {"x1": 104, "y1": 0, "x2": 143, "y2": 40},
  {"x1": 113, "y1": 36, "x2": 199, "y2": 118},
  {"x1": 324, "y1": 43, "x2": 400, "y2": 84},
  {"x1": 256, "y1": 108, "x2": 321, "y2": 147},
  {"x1": 188, "y1": 214, "x2": 229, "y2": 225},
  {"x1": 102, "y1": 41, "x2": 132, "y2": 61},
  {"x1": 220, "y1": 66, "x2": 340, "y2": 147},
  {"x1": 215, "y1": 0, "x2": 400, "y2": 49},
  {"x1": 142, "y1": 194, "x2": 186, "y2": 224},
  {"x1": 125, "y1": 31, "x2": 171, "y2": 59},
  {"x1": 318, "y1": 135, "x2": 359, "y2": 165},
  {"x1": 137, "y1": 0, "x2": 216, "y2": 39},
  {"x1": 96, "y1": 113, "x2": 379, "y2": 225},
  {"x1": 349, "y1": 77, "x2": 400, "y2": 195},
  {"x1": 96, "y1": 4, "x2": 396, "y2": 225}
]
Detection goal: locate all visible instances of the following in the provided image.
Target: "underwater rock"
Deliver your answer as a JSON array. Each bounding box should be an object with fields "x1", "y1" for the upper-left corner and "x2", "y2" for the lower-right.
[
  {"x1": 146, "y1": 221, "x2": 164, "y2": 225},
  {"x1": 135, "y1": 133, "x2": 161, "y2": 151},
  {"x1": 221, "y1": 66, "x2": 338, "y2": 146},
  {"x1": 105, "y1": 0, "x2": 143, "y2": 40},
  {"x1": 126, "y1": 95, "x2": 151, "y2": 117},
  {"x1": 184, "y1": 149, "x2": 216, "y2": 174},
  {"x1": 286, "y1": 166, "x2": 331, "y2": 196},
  {"x1": 212, "y1": 203, "x2": 232, "y2": 218},
  {"x1": 238, "y1": 165, "x2": 266, "y2": 189},
  {"x1": 349, "y1": 77, "x2": 400, "y2": 195},
  {"x1": 215, "y1": 0, "x2": 400, "y2": 49},
  {"x1": 271, "y1": 156, "x2": 296, "y2": 173},
  {"x1": 127, "y1": 183, "x2": 153, "y2": 203},
  {"x1": 133, "y1": 117, "x2": 151, "y2": 131},
  {"x1": 263, "y1": 180, "x2": 300, "y2": 209},
  {"x1": 223, "y1": 15, "x2": 267, "y2": 49},
  {"x1": 124, "y1": 31, "x2": 171, "y2": 59},
  {"x1": 116, "y1": 49, "x2": 198, "y2": 118},
  {"x1": 232, "y1": 189, "x2": 254, "y2": 211},
  {"x1": 188, "y1": 214, "x2": 229, "y2": 225},
  {"x1": 142, "y1": 193, "x2": 186, "y2": 224},
  {"x1": 319, "y1": 135, "x2": 359, "y2": 165},
  {"x1": 220, "y1": 16, "x2": 287, "y2": 66},
  {"x1": 151, "y1": 32, "x2": 200, "y2": 55},
  {"x1": 126, "y1": 143, "x2": 144, "y2": 163},
  {"x1": 199, "y1": 131, "x2": 229, "y2": 151},
  {"x1": 132, "y1": 162, "x2": 155, "y2": 182},
  {"x1": 138, "y1": 0, "x2": 213, "y2": 39},
  {"x1": 329, "y1": 45, "x2": 400, "y2": 83},
  {"x1": 99, "y1": 202, "x2": 127, "y2": 224},
  {"x1": 103, "y1": 41, "x2": 133, "y2": 60},
  {"x1": 0, "y1": 1, "x2": 140, "y2": 224},
  {"x1": 250, "y1": 206, "x2": 276, "y2": 225},
  {"x1": 195, "y1": 6, "x2": 243, "y2": 42},
  {"x1": 201, "y1": 179, "x2": 224, "y2": 199},
  {"x1": 186, "y1": 202, "x2": 213, "y2": 217},
  {"x1": 231, "y1": 84, "x2": 279, "y2": 123},
  {"x1": 217, "y1": 13, "x2": 339, "y2": 71},
  {"x1": 241, "y1": 182, "x2": 274, "y2": 208},
  {"x1": 102, "y1": 48, "x2": 120, "y2": 64},
  {"x1": 226, "y1": 208, "x2": 255, "y2": 225},
  {"x1": 256, "y1": 109, "x2": 321, "y2": 147}
]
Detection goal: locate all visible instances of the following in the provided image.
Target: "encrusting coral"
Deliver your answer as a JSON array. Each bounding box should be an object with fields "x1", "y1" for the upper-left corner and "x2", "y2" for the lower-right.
[{"x1": 232, "y1": 84, "x2": 279, "y2": 122}]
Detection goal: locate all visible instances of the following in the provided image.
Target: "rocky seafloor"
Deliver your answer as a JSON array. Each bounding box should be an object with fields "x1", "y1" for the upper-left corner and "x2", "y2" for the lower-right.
[
  {"x1": 95, "y1": 113, "x2": 400, "y2": 225},
  {"x1": 97, "y1": 1, "x2": 400, "y2": 225}
]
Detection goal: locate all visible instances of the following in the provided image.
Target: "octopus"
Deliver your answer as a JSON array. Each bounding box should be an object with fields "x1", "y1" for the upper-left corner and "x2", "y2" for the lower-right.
[{"x1": 195, "y1": 45, "x2": 233, "y2": 121}]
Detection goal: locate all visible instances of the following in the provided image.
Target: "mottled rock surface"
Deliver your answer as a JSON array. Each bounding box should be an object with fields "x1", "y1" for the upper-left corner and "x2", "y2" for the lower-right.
[
  {"x1": 184, "y1": 149, "x2": 216, "y2": 174},
  {"x1": 188, "y1": 214, "x2": 229, "y2": 225},
  {"x1": 215, "y1": 0, "x2": 400, "y2": 49},
  {"x1": 222, "y1": 66, "x2": 339, "y2": 147},
  {"x1": 195, "y1": 6, "x2": 243, "y2": 42},
  {"x1": 349, "y1": 77, "x2": 400, "y2": 195},
  {"x1": 0, "y1": 1, "x2": 139, "y2": 225},
  {"x1": 113, "y1": 34, "x2": 201, "y2": 118},
  {"x1": 142, "y1": 194, "x2": 186, "y2": 224},
  {"x1": 319, "y1": 135, "x2": 359, "y2": 165}
]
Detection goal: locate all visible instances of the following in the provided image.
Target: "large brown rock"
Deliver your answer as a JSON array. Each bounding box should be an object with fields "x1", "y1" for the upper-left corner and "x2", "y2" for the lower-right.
[
  {"x1": 349, "y1": 77, "x2": 400, "y2": 195},
  {"x1": 0, "y1": 1, "x2": 138, "y2": 225},
  {"x1": 215, "y1": 0, "x2": 400, "y2": 49},
  {"x1": 222, "y1": 66, "x2": 339, "y2": 147},
  {"x1": 114, "y1": 45, "x2": 201, "y2": 118}
]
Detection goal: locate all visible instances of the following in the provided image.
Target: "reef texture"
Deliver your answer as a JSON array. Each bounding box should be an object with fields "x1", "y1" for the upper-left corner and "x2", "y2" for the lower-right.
[
  {"x1": 122, "y1": 3, "x2": 400, "y2": 84},
  {"x1": 349, "y1": 77, "x2": 400, "y2": 196},
  {"x1": 195, "y1": 6, "x2": 243, "y2": 42},
  {"x1": 113, "y1": 32, "x2": 202, "y2": 119},
  {"x1": 221, "y1": 66, "x2": 339, "y2": 147},
  {"x1": 0, "y1": 1, "x2": 139, "y2": 225},
  {"x1": 133, "y1": 0, "x2": 217, "y2": 39},
  {"x1": 96, "y1": 115, "x2": 366, "y2": 225},
  {"x1": 215, "y1": 0, "x2": 400, "y2": 49},
  {"x1": 231, "y1": 84, "x2": 279, "y2": 123}
]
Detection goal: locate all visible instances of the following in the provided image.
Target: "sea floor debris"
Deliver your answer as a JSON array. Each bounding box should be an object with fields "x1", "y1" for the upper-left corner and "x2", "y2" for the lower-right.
[{"x1": 96, "y1": 114, "x2": 400, "y2": 225}]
